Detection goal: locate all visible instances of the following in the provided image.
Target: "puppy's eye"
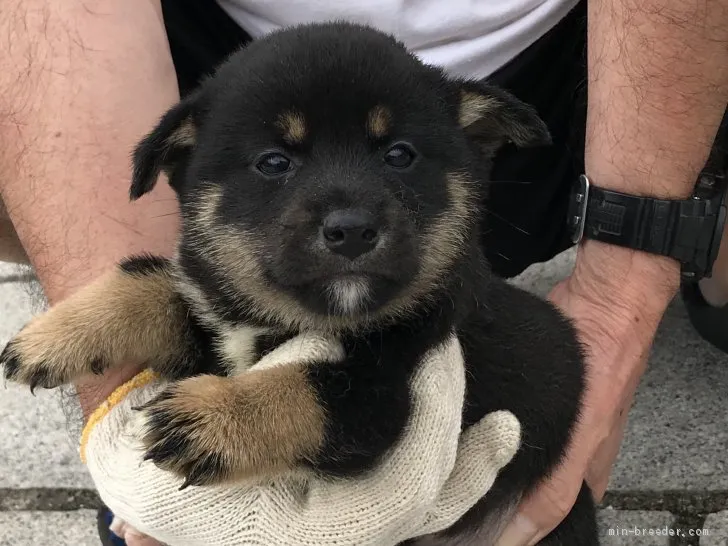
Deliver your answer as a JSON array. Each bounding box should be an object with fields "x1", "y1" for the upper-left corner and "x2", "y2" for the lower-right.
[
  {"x1": 384, "y1": 144, "x2": 416, "y2": 169},
  {"x1": 256, "y1": 153, "x2": 292, "y2": 175}
]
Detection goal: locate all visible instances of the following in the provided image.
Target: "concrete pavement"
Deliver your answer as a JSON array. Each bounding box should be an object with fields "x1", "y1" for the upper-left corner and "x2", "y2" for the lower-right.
[{"x1": 1, "y1": 251, "x2": 727, "y2": 545}]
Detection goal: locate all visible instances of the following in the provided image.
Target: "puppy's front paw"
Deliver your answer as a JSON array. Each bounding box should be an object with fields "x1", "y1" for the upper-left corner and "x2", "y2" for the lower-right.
[
  {"x1": 1, "y1": 318, "x2": 102, "y2": 391},
  {"x1": 138, "y1": 377, "x2": 237, "y2": 488},
  {"x1": 139, "y1": 368, "x2": 326, "y2": 488},
  {"x1": 1, "y1": 340, "x2": 55, "y2": 392}
]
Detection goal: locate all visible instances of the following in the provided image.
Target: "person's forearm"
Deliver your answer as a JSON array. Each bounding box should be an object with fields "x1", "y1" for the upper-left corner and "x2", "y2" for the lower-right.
[
  {"x1": 0, "y1": 0, "x2": 180, "y2": 415},
  {"x1": 579, "y1": 0, "x2": 728, "y2": 316}
]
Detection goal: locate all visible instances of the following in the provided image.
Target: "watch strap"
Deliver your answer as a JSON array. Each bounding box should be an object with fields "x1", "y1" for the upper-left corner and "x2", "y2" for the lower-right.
[{"x1": 570, "y1": 174, "x2": 727, "y2": 279}]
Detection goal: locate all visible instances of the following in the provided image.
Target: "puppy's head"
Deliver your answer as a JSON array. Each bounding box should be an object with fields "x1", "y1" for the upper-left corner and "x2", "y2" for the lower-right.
[{"x1": 131, "y1": 23, "x2": 550, "y2": 330}]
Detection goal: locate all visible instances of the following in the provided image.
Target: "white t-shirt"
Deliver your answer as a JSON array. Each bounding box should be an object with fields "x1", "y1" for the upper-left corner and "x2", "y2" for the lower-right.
[{"x1": 216, "y1": 0, "x2": 579, "y2": 79}]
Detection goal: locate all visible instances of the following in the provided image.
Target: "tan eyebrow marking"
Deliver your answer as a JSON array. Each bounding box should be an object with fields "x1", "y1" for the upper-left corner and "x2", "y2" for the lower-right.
[
  {"x1": 275, "y1": 110, "x2": 307, "y2": 145},
  {"x1": 366, "y1": 105, "x2": 392, "y2": 139}
]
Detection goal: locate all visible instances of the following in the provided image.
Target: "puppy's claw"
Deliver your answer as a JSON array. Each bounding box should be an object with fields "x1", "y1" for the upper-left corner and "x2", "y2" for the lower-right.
[
  {"x1": 137, "y1": 383, "x2": 235, "y2": 486},
  {"x1": 28, "y1": 367, "x2": 55, "y2": 393},
  {"x1": 90, "y1": 358, "x2": 106, "y2": 375},
  {"x1": 184, "y1": 456, "x2": 225, "y2": 488},
  {"x1": 1, "y1": 339, "x2": 64, "y2": 390},
  {"x1": 1, "y1": 345, "x2": 20, "y2": 381},
  {"x1": 142, "y1": 440, "x2": 183, "y2": 466}
]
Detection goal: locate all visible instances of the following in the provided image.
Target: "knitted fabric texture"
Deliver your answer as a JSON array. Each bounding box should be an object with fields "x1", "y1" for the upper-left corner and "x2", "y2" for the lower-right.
[{"x1": 84, "y1": 333, "x2": 521, "y2": 546}]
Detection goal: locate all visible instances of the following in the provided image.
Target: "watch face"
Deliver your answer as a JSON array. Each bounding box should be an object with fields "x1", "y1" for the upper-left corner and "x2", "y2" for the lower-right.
[{"x1": 568, "y1": 174, "x2": 590, "y2": 244}]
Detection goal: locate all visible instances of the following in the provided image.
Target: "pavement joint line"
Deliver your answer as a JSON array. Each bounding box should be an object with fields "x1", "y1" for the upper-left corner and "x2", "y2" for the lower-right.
[
  {"x1": 602, "y1": 490, "x2": 728, "y2": 516},
  {"x1": 2, "y1": 488, "x2": 728, "y2": 514},
  {"x1": 0, "y1": 273, "x2": 28, "y2": 282},
  {"x1": 0, "y1": 488, "x2": 101, "y2": 511},
  {"x1": 0, "y1": 270, "x2": 36, "y2": 285}
]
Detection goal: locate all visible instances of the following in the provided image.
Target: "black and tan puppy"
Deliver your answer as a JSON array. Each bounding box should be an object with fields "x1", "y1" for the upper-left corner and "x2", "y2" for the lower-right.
[{"x1": 2, "y1": 22, "x2": 598, "y2": 545}]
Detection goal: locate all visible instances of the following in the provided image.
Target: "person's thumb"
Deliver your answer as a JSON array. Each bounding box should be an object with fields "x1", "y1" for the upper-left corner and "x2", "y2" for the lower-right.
[{"x1": 495, "y1": 452, "x2": 585, "y2": 546}]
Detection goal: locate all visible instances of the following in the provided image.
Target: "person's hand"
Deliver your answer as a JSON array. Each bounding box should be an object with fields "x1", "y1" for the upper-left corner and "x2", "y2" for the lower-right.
[
  {"x1": 84, "y1": 333, "x2": 522, "y2": 546},
  {"x1": 497, "y1": 243, "x2": 677, "y2": 545},
  {"x1": 109, "y1": 520, "x2": 164, "y2": 546}
]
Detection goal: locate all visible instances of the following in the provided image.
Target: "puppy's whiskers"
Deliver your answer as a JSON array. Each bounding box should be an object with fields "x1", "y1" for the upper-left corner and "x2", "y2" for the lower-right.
[{"x1": 482, "y1": 206, "x2": 531, "y2": 236}]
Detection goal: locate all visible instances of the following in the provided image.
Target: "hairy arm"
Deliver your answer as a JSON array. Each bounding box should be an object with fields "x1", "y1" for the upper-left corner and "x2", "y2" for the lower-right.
[
  {"x1": 572, "y1": 0, "x2": 728, "y2": 495},
  {"x1": 572, "y1": 0, "x2": 728, "y2": 484},
  {"x1": 0, "y1": 0, "x2": 180, "y2": 417},
  {"x1": 500, "y1": 1, "x2": 728, "y2": 544},
  {"x1": 581, "y1": 0, "x2": 728, "y2": 310}
]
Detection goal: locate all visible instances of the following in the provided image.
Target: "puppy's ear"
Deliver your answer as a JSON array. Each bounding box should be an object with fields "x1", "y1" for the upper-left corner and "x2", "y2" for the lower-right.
[
  {"x1": 130, "y1": 92, "x2": 202, "y2": 200},
  {"x1": 455, "y1": 81, "x2": 551, "y2": 153}
]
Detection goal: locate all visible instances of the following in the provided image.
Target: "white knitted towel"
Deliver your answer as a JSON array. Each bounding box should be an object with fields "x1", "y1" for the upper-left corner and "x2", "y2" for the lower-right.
[{"x1": 84, "y1": 332, "x2": 521, "y2": 546}]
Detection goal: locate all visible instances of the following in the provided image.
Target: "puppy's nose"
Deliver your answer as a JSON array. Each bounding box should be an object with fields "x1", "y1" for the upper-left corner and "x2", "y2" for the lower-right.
[{"x1": 321, "y1": 209, "x2": 380, "y2": 260}]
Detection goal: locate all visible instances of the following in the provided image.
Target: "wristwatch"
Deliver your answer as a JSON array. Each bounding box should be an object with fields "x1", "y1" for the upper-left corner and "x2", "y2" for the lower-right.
[{"x1": 567, "y1": 171, "x2": 727, "y2": 280}]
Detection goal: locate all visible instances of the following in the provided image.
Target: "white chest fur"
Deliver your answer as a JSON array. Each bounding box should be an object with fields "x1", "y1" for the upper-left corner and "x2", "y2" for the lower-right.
[{"x1": 219, "y1": 324, "x2": 269, "y2": 375}]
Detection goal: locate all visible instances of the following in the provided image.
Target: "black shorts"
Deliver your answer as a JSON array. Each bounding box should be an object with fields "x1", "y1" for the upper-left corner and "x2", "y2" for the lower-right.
[{"x1": 159, "y1": 0, "x2": 720, "y2": 278}]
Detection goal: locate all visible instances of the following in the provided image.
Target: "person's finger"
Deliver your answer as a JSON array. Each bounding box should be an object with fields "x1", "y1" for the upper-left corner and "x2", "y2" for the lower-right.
[
  {"x1": 123, "y1": 535, "x2": 165, "y2": 546},
  {"x1": 495, "y1": 453, "x2": 585, "y2": 546},
  {"x1": 276, "y1": 335, "x2": 467, "y2": 544},
  {"x1": 418, "y1": 410, "x2": 521, "y2": 536},
  {"x1": 305, "y1": 335, "x2": 467, "y2": 507},
  {"x1": 110, "y1": 519, "x2": 165, "y2": 546},
  {"x1": 249, "y1": 332, "x2": 345, "y2": 372},
  {"x1": 121, "y1": 531, "x2": 165, "y2": 546},
  {"x1": 495, "y1": 387, "x2": 632, "y2": 546},
  {"x1": 494, "y1": 399, "x2": 603, "y2": 546},
  {"x1": 585, "y1": 393, "x2": 632, "y2": 500}
]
